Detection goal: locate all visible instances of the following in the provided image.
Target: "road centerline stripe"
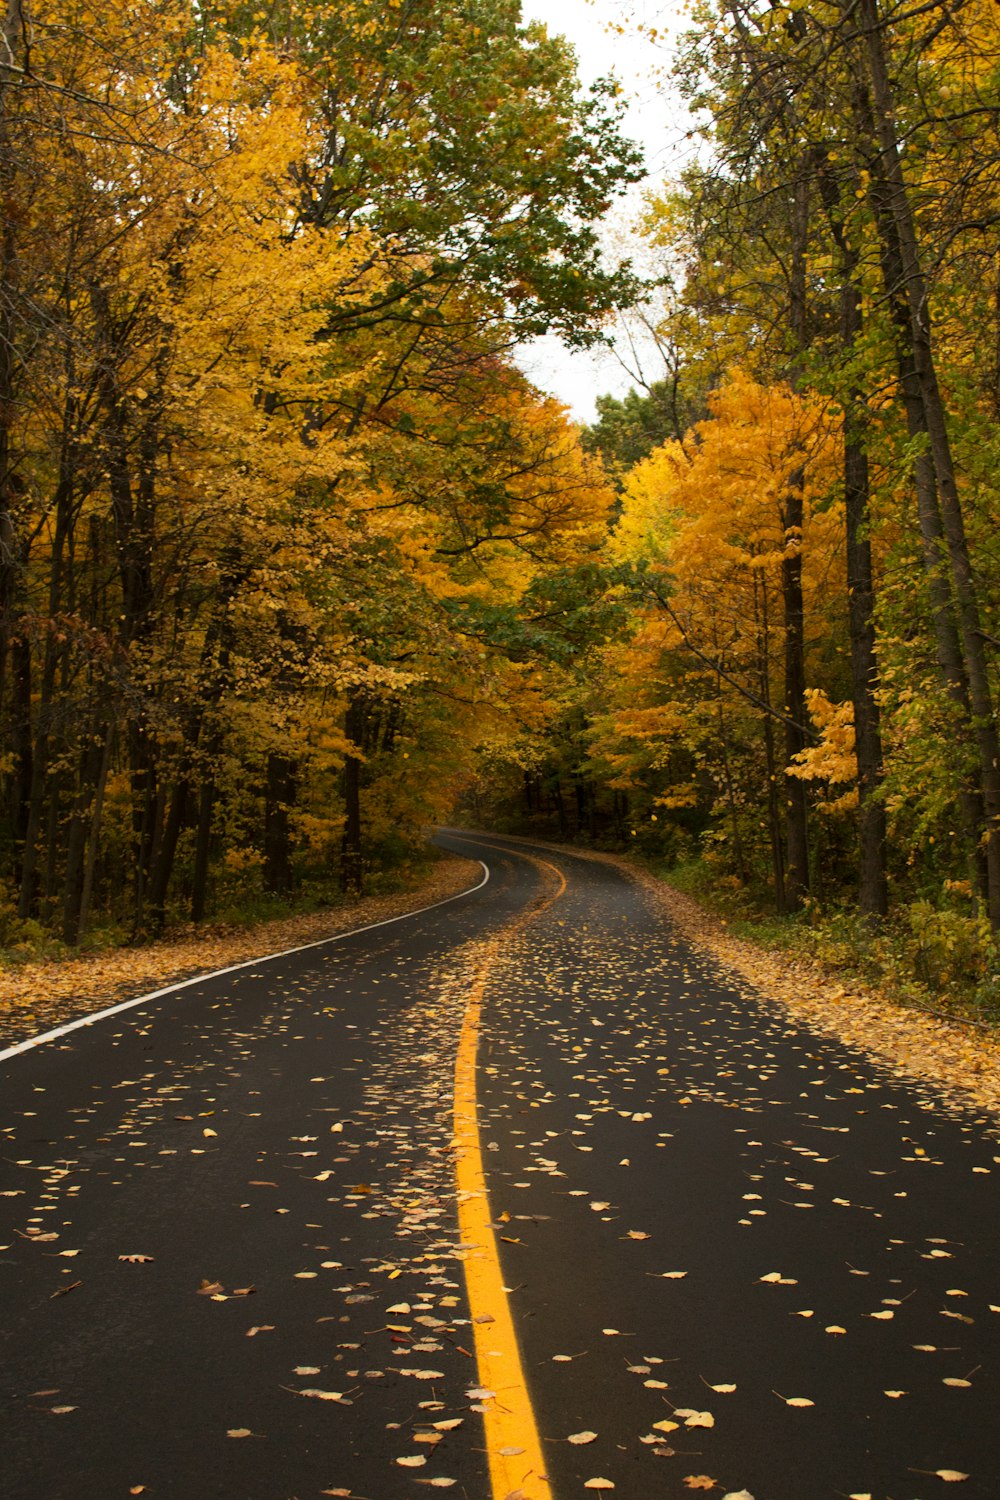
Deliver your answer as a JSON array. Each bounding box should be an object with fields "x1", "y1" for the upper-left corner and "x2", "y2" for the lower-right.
[{"x1": 453, "y1": 850, "x2": 566, "y2": 1500}]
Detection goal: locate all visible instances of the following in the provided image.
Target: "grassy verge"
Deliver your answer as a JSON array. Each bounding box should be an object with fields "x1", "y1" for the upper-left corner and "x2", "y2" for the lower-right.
[
  {"x1": 653, "y1": 857, "x2": 1000, "y2": 1034},
  {"x1": 0, "y1": 846, "x2": 449, "y2": 972}
]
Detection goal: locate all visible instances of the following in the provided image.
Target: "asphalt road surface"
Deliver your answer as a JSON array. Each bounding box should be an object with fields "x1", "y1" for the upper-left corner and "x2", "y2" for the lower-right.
[{"x1": 2, "y1": 831, "x2": 998, "y2": 1500}]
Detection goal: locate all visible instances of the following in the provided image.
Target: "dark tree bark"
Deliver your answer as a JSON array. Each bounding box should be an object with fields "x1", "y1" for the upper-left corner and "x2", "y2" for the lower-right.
[
  {"x1": 856, "y1": 0, "x2": 1000, "y2": 928},
  {"x1": 191, "y1": 775, "x2": 216, "y2": 923},
  {"x1": 340, "y1": 689, "x2": 365, "y2": 895},
  {"x1": 264, "y1": 752, "x2": 297, "y2": 894},
  {"x1": 815, "y1": 155, "x2": 889, "y2": 920},
  {"x1": 781, "y1": 165, "x2": 812, "y2": 910}
]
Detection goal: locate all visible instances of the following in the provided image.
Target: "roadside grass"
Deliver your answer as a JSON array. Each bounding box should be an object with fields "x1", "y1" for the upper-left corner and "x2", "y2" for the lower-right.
[
  {"x1": 0, "y1": 846, "x2": 447, "y2": 973},
  {"x1": 654, "y1": 856, "x2": 1000, "y2": 1034}
]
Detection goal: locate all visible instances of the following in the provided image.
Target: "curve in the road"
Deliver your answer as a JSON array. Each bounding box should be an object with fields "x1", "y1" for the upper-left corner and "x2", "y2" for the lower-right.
[{"x1": 0, "y1": 861, "x2": 491, "y2": 1066}]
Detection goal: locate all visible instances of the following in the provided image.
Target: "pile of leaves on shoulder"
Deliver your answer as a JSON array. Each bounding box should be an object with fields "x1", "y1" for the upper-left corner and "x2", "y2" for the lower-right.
[
  {"x1": 538, "y1": 839, "x2": 1000, "y2": 1125},
  {"x1": 638, "y1": 869, "x2": 1000, "y2": 1124}
]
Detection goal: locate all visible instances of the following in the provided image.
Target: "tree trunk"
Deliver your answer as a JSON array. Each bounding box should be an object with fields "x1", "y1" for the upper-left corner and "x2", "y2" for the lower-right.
[
  {"x1": 62, "y1": 721, "x2": 111, "y2": 944},
  {"x1": 146, "y1": 774, "x2": 188, "y2": 933},
  {"x1": 782, "y1": 165, "x2": 811, "y2": 910},
  {"x1": 841, "y1": 280, "x2": 889, "y2": 919},
  {"x1": 857, "y1": 0, "x2": 1000, "y2": 927},
  {"x1": 77, "y1": 723, "x2": 113, "y2": 942},
  {"x1": 264, "y1": 751, "x2": 296, "y2": 893},
  {"x1": 340, "y1": 690, "x2": 364, "y2": 895},
  {"x1": 757, "y1": 577, "x2": 787, "y2": 912},
  {"x1": 191, "y1": 775, "x2": 216, "y2": 923},
  {"x1": 781, "y1": 483, "x2": 810, "y2": 909}
]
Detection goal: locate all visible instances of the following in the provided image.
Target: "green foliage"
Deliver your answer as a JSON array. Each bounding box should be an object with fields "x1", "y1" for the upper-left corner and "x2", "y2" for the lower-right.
[{"x1": 582, "y1": 381, "x2": 687, "y2": 476}]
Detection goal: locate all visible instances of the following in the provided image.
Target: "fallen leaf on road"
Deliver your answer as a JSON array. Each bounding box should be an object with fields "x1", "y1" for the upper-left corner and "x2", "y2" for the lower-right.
[
  {"x1": 674, "y1": 1409, "x2": 714, "y2": 1428},
  {"x1": 684, "y1": 1479, "x2": 717, "y2": 1491},
  {"x1": 297, "y1": 1389, "x2": 346, "y2": 1402},
  {"x1": 934, "y1": 1472, "x2": 969, "y2": 1483},
  {"x1": 568, "y1": 1431, "x2": 598, "y2": 1444},
  {"x1": 118, "y1": 1255, "x2": 153, "y2": 1264},
  {"x1": 227, "y1": 1429, "x2": 252, "y2": 1438},
  {"x1": 396, "y1": 1455, "x2": 427, "y2": 1467},
  {"x1": 583, "y1": 1482, "x2": 615, "y2": 1491}
]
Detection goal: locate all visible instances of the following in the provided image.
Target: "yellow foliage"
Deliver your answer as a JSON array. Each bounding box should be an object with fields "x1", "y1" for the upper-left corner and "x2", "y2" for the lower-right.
[{"x1": 788, "y1": 690, "x2": 859, "y2": 813}]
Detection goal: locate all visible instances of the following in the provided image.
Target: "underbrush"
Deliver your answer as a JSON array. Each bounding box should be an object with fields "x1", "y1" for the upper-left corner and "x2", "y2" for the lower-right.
[
  {"x1": 0, "y1": 843, "x2": 446, "y2": 969},
  {"x1": 654, "y1": 857, "x2": 1000, "y2": 1030}
]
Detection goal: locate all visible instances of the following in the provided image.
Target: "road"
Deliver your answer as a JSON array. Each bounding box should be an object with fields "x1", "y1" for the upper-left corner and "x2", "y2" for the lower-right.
[{"x1": 1, "y1": 831, "x2": 998, "y2": 1500}]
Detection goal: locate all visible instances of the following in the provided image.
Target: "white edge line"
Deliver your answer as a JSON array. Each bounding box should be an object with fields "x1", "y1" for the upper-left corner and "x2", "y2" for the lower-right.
[{"x1": 0, "y1": 860, "x2": 491, "y2": 1066}]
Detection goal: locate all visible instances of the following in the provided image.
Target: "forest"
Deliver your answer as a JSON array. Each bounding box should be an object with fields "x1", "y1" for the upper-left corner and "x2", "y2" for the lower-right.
[{"x1": 2, "y1": 0, "x2": 999, "y2": 1016}]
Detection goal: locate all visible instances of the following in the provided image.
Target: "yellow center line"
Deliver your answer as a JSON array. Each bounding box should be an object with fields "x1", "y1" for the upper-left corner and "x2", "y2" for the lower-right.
[{"x1": 453, "y1": 850, "x2": 567, "y2": 1500}]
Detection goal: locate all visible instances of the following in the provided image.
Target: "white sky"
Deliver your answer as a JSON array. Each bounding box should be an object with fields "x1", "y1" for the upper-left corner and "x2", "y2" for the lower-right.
[{"x1": 515, "y1": 0, "x2": 692, "y2": 424}]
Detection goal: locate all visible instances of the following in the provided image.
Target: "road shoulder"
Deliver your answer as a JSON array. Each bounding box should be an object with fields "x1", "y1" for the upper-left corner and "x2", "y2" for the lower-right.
[
  {"x1": 0, "y1": 854, "x2": 481, "y2": 1050},
  {"x1": 476, "y1": 831, "x2": 1000, "y2": 1125}
]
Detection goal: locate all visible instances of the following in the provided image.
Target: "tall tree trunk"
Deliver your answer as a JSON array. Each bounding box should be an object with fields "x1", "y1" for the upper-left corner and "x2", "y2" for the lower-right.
[
  {"x1": 0, "y1": 0, "x2": 24, "y2": 765},
  {"x1": 781, "y1": 481, "x2": 810, "y2": 909},
  {"x1": 146, "y1": 774, "x2": 188, "y2": 933},
  {"x1": 264, "y1": 752, "x2": 296, "y2": 894},
  {"x1": 857, "y1": 0, "x2": 1000, "y2": 927},
  {"x1": 716, "y1": 681, "x2": 749, "y2": 886},
  {"x1": 757, "y1": 576, "x2": 787, "y2": 912},
  {"x1": 11, "y1": 628, "x2": 30, "y2": 886},
  {"x1": 814, "y1": 154, "x2": 890, "y2": 919},
  {"x1": 62, "y1": 719, "x2": 111, "y2": 944},
  {"x1": 191, "y1": 775, "x2": 216, "y2": 923},
  {"x1": 340, "y1": 690, "x2": 364, "y2": 895},
  {"x1": 782, "y1": 165, "x2": 811, "y2": 909},
  {"x1": 841, "y1": 280, "x2": 888, "y2": 918},
  {"x1": 866, "y1": 183, "x2": 987, "y2": 892},
  {"x1": 77, "y1": 723, "x2": 113, "y2": 942}
]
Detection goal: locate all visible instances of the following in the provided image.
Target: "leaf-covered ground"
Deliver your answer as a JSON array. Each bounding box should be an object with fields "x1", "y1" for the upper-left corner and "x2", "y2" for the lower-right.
[
  {"x1": 5, "y1": 836, "x2": 999, "y2": 1129},
  {"x1": 596, "y1": 850, "x2": 1000, "y2": 1125},
  {"x1": 0, "y1": 856, "x2": 480, "y2": 1051}
]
